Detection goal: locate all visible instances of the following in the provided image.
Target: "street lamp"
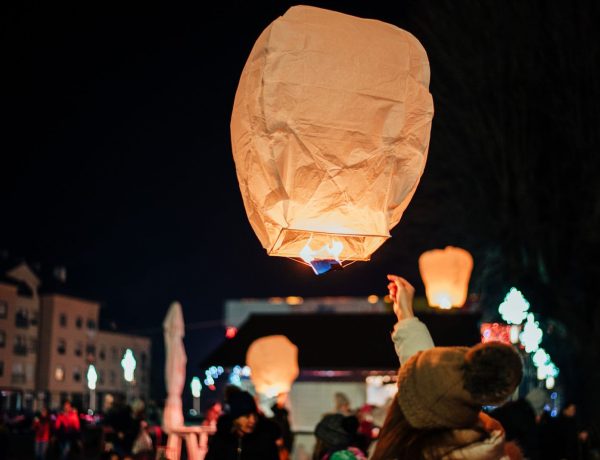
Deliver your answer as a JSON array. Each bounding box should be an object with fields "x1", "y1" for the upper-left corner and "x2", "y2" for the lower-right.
[
  {"x1": 121, "y1": 348, "x2": 136, "y2": 402},
  {"x1": 87, "y1": 364, "x2": 97, "y2": 413},
  {"x1": 190, "y1": 376, "x2": 202, "y2": 414}
]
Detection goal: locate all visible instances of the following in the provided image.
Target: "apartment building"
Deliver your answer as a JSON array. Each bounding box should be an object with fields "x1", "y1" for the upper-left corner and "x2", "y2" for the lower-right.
[
  {"x1": 0, "y1": 263, "x2": 40, "y2": 410},
  {"x1": 0, "y1": 260, "x2": 151, "y2": 411}
]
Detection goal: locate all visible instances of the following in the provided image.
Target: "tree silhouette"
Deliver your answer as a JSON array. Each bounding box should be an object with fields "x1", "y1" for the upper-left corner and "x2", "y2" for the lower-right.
[{"x1": 403, "y1": 0, "x2": 600, "y2": 431}]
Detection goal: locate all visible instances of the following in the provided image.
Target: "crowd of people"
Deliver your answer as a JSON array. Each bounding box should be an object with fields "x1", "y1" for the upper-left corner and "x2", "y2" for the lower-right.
[
  {"x1": 2, "y1": 274, "x2": 598, "y2": 459},
  {"x1": 0, "y1": 394, "x2": 163, "y2": 460}
]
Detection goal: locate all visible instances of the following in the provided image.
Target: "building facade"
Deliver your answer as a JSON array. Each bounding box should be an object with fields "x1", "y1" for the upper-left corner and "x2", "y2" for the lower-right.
[{"x1": 0, "y1": 261, "x2": 151, "y2": 411}]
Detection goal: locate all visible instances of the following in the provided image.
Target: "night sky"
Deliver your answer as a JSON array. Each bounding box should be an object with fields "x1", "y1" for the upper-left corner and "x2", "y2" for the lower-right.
[{"x1": 3, "y1": 1, "x2": 599, "y2": 399}]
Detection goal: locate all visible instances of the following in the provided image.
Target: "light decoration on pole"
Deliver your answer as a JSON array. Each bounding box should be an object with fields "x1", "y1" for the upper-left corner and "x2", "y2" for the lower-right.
[
  {"x1": 498, "y1": 287, "x2": 530, "y2": 325},
  {"x1": 87, "y1": 364, "x2": 98, "y2": 390},
  {"x1": 87, "y1": 364, "x2": 98, "y2": 413},
  {"x1": 190, "y1": 376, "x2": 202, "y2": 415},
  {"x1": 519, "y1": 314, "x2": 543, "y2": 353},
  {"x1": 230, "y1": 5, "x2": 433, "y2": 274},
  {"x1": 190, "y1": 377, "x2": 202, "y2": 398},
  {"x1": 121, "y1": 349, "x2": 137, "y2": 383},
  {"x1": 418, "y1": 246, "x2": 473, "y2": 309}
]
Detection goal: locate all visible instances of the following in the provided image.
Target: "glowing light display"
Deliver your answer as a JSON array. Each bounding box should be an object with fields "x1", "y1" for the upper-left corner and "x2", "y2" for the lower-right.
[
  {"x1": 87, "y1": 364, "x2": 97, "y2": 391},
  {"x1": 519, "y1": 314, "x2": 543, "y2": 353},
  {"x1": 190, "y1": 376, "x2": 202, "y2": 398},
  {"x1": 480, "y1": 323, "x2": 513, "y2": 344},
  {"x1": 121, "y1": 349, "x2": 136, "y2": 383},
  {"x1": 499, "y1": 287, "x2": 530, "y2": 325}
]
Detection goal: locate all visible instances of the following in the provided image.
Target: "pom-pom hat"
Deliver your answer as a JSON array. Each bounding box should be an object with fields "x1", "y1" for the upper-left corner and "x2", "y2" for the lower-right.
[{"x1": 397, "y1": 342, "x2": 522, "y2": 429}]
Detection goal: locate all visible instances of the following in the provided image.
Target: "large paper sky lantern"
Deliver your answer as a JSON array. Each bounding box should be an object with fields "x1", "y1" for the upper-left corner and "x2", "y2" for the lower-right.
[
  {"x1": 419, "y1": 246, "x2": 473, "y2": 309},
  {"x1": 231, "y1": 5, "x2": 434, "y2": 274},
  {"x1": 246, "y1": 335, "x2": 299, "y2": 398}
]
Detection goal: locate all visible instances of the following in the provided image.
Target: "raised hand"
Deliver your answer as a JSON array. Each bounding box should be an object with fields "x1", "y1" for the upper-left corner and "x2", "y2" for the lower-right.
[{"x1": 387, "y1": 274, "x2": 415, "y2": 321}]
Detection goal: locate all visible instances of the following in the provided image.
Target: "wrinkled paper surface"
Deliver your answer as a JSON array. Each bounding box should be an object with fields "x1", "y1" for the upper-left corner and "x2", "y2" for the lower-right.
[{"x1": 231, "y1": 5, "x2": 433, "y2": 260}]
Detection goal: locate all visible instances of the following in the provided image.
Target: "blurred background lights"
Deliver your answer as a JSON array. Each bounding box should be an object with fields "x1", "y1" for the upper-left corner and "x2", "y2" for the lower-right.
[
  {"x1": 190, "y1": 376, "x2": 202, "y2": 398},
  {"x1": 498, "y1": 287, "x2": 530, "y2": 324},
  {"x1": 519, "y1": 313, "x2": 543, "y2": 353}
]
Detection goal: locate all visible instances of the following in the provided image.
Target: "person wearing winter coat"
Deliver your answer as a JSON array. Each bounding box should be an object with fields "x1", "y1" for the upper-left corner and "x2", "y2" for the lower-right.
[
  {"x1": 205, "y1": 390, "x2": 281, "y2": 460},
  {"x1": 312, "y1": 412, "x2": 368, "y2": 460},
  {"x1": 371, "y1": 275, "x2": 524, "y2": 460},
  {"x1": 490, "y1": 388, "x2": 547, "y2": 459}
]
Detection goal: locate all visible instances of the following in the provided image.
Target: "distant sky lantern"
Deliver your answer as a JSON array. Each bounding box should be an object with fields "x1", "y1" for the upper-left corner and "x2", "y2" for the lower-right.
[
  {"x1": 246, "y1": 335, "x2": 299, "y2": 398},
  {"x1": 418, "y1": 246, "x2": 473, "y2": 309},
  {"x1": 231, "y1": 5, "x2": 433, "y2": 275}
]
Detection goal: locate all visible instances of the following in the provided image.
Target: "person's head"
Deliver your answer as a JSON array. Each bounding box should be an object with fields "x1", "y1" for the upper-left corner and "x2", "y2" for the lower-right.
[
  {"x1": 40, "y1": 407, "x2": 48, "y2": 417},
  {"x1": 224, "y1": 384, "x2": 242, "y2": 403},
  {"x1": 562, "y1": 402, "x2": 577, "y2": 418},
  {"x1": 334, "y1": 392, "x2": 351, "y2": 413},
  {"x1": 228, "y1": 391, "x2": 258, "y2": 436},
  {"x1": 314, "y1": 413, "x2": 359, "y2": 459},
  {"x1": 63, "y1": 400, "x2": 72, "y2": 412},
  {"x1": 525, "y1": 388, "x2": 548, "y2": 416},
  {"x1": 372, "y1": 341, "x2": 522, "y2": 459}
]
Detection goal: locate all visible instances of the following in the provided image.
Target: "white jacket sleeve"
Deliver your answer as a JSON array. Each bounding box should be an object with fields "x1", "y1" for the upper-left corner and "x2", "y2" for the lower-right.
[{"x1": 391, "y1": 317, "x2": 435, "y2": 365}]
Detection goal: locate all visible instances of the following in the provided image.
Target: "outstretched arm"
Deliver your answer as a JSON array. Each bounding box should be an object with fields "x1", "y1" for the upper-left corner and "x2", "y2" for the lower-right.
[{"x1": 387, "y1": 275, "x2": 434, "y2": 365}]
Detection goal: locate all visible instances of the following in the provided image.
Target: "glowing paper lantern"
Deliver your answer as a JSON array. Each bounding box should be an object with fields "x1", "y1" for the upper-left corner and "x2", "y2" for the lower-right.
[
  {"x1": 246, "y1": 335, "x2": 299, "y2": 397},
  {"x1": 231, "y1": 5, "x2": 433, "y2": 273},
  {"x1": 418, "y1": 246, "x2": 473, "y2": 308}
]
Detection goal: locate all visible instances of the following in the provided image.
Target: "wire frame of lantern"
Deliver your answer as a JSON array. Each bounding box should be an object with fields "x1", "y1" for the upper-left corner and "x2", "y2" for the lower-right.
[{"x1": 418, "y1": 246, "x2": 474, "y2": 309}]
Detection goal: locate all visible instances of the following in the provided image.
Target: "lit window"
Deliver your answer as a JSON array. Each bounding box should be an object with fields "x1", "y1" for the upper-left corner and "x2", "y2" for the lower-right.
[{"x1": 55, "y1": 366, "x2": 65, "y2": 381}]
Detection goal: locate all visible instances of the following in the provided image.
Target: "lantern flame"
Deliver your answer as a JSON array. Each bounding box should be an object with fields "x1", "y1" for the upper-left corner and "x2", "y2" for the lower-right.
[
  {"x1": 434, "y1": 293, "x2": 453, "y2": 309},
  {"x1": 300, "y1": 237, "x2": 344, "y2": 275}
]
